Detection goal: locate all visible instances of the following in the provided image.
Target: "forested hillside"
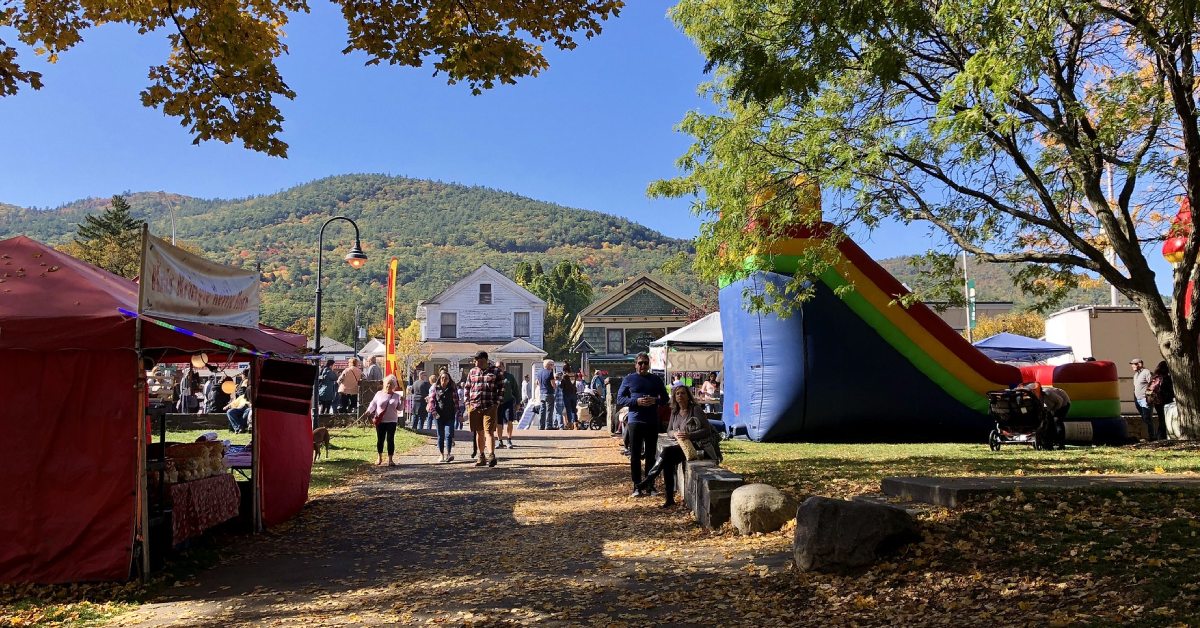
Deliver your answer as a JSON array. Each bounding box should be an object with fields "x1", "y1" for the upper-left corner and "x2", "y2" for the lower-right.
[
  {"x1": 878, "y1": 255, "x2": 1131, "y2": 311},
  {"x1": 0, "y1": 175, "x2": 701, "y2": 332}
]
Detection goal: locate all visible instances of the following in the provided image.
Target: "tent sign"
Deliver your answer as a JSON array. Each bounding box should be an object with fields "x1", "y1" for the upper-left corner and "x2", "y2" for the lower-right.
[
  {"x1": 666, "y1": 349, "x2": 723, "y2": 373},
  {"x1": 140, "y1": 233, "x2": 260, "y2": 328}
]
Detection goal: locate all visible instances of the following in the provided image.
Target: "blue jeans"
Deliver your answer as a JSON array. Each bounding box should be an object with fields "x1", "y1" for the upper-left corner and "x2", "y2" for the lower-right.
[
  {"x1": 540, "y1": 398, "x2": 555, "y2": 429},
  {"x1": 562, "y1": 400, "x2": 578, "y2": 427},
  {"x1": 412, "y1": 402, "x2": 429, "y2": 430},
  {"x1": 554, "y1": 393, "x2": 565, "y2": 428},
  {"x1": 226, "y1": 407, "x2": 249, "y2": 433},
  {"x1": 1137, "y1": 398, "x2": 1157, "y2": 440},
  {"x1": 435, "y1": 415, "x2": 455, "y2": 453}
]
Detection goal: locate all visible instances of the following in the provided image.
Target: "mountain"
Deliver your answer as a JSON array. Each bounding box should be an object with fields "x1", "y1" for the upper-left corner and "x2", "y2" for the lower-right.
[
  {"x1": 0, "y1": 174, "x2": 701, "y2": 331},
  {"x1": 877, "y1": 255, "x2": 1131, "y2": 312}
]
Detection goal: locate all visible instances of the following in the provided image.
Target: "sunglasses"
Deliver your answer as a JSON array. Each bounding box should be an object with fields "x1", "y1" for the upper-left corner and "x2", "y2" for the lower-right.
[{"x1": 635, "y1": 361, "x2": 649, "y2": 365}]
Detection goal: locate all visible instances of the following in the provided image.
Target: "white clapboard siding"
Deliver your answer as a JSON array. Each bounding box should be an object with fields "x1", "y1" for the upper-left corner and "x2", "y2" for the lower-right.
[{"x1": 419, "y1": 266, "x2": 546, "y2": 348}]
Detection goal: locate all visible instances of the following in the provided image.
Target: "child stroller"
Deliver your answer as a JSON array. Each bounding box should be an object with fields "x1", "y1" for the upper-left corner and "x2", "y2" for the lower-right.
[
  {"x1": 575, "y1": 390, "x2": 607, "y2": 430},
  {"x1": 986, "y1": 385, "x2": 1065, "y2": 451}
]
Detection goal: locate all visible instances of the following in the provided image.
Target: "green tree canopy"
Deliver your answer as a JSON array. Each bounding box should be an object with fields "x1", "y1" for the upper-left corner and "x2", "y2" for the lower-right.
[
  {"x1": 59, "y1": 194, "x2": 143, "y2": 278},
  {"x1": 514, "y1": 259, "x2": 594, "y2": 359},
  {"x1": 655, "y1": 0, "x2": 1200, "y2": 436},
  {"x1": 1, "y1": 0, "x2": 622, "y2": 156}
]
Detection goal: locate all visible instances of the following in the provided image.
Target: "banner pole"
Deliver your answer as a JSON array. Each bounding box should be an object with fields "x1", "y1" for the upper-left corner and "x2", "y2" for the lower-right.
[{"x1": 135, "y1": 224, "x2": 150, "y2": 579}]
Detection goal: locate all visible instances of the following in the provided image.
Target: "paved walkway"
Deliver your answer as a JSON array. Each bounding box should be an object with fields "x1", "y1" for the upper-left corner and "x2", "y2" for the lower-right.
[{"x1": 112, "y1": 430, "x2": 793, "y2": 627}]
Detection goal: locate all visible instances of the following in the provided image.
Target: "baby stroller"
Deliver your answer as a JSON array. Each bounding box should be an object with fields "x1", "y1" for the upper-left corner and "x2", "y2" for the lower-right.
[
  {"x1": 575, "y1": 390, "x2": 607, "y2": 430},
  {"x1": 986, "y1": 385, "x2": 1065, "y2": 451}
]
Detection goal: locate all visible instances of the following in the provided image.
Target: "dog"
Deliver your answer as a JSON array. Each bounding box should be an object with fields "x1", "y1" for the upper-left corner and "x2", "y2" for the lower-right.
[{"x1": 312, "y1": 427, "x2": 331, "y2": 462}]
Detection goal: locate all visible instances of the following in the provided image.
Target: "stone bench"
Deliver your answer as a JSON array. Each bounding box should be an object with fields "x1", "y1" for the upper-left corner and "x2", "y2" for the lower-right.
[{"x1": 675, "y1": 459, "x2": 745, "y2": 530}]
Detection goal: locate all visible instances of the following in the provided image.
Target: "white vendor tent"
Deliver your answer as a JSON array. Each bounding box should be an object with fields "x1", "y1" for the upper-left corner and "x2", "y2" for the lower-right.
[{"x1": 649, "y1": 312, "x2": 723, "y2": 377}]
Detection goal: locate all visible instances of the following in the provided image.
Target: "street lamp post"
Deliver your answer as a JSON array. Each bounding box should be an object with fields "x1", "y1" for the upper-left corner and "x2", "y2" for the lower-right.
[{"x1": 312, "y1": 216, "x2": 368, "y2": 429}]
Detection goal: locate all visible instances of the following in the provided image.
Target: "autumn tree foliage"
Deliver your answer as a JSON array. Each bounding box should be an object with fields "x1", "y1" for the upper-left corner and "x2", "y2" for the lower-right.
[
  {"x1": 0, "y1": 0, "x2": 622, "y2": 156},
  {"x1": 57, "y1": 194, "x2": 143, "y2": 279},
  {"x1": 655, "y1": 0, "x2": 1200, "y2": 438}
]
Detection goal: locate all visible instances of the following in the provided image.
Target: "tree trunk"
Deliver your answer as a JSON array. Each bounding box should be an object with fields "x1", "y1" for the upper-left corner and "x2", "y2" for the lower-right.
[{"x1": 1160, "y1": 335, "x2": 1200, "y2": 439}]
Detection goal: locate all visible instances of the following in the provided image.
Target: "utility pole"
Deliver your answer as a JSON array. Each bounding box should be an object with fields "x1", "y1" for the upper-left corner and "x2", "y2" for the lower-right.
[
  {"x1": 353, "y1": 305, "x2": 360, "y2": 359},
  {"x1": 963, "y1": 250, "x2": 975, "y2": 343}
]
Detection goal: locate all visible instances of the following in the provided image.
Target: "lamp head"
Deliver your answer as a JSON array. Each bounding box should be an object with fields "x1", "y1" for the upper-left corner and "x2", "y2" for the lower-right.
[{"x1": 345, "y1": 243, "x2": 367, "y2": 269}]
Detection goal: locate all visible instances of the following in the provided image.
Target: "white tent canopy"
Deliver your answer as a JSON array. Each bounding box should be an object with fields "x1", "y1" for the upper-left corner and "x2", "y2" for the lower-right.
[{"x1": 649, "y1": 312, "x2": 722, "y2": 375}]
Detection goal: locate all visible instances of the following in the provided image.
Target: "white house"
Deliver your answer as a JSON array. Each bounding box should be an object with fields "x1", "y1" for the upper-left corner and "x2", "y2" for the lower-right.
[{"x1": 415, "y1": 265, "x2": 547, "y2": 384}]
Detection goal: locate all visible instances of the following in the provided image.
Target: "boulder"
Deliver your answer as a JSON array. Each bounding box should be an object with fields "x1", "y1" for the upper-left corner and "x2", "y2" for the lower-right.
[
  {"x1": 793, "y1": 496, "x2": 920, "y2": 572},
  {"x1": 730, "y1": 483, "x2": 795, "y2": 535}
]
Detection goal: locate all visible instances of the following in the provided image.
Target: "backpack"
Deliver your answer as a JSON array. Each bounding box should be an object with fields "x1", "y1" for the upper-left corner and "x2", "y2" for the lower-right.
[{"x1": 1147, "y1": 375, "x2": 1163, "y2": 406}]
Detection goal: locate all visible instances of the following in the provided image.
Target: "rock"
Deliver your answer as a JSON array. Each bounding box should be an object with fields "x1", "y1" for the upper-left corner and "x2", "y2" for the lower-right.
[
  {"x1": 730, "y1": 483, "x2": 795, "y2": 535},
  {"x1": 793, "y1": 496, "x2": 920, "y2": 572}
]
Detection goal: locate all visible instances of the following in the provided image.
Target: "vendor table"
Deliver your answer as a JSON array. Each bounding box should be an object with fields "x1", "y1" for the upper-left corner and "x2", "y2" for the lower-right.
[{"x1": 169, "y1": 473, "x2": 240, "y2": 545}]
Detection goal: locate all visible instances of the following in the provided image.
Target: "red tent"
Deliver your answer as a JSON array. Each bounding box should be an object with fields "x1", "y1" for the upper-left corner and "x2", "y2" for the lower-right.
[{"x1": 0, "y1": 236, "x2": 314, "y2": 583}]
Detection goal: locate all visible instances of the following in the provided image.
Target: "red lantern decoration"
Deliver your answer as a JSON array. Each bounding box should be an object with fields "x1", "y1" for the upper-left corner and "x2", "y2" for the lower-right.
[{"x1": 1163, "y1": 235, "x2": 1188, "y2": 264}]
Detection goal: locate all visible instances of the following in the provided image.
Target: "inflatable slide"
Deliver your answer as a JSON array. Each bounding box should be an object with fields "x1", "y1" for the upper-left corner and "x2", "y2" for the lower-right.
[{"x1": 720, "y1": 225, "x2": 1126, "y2": 442}]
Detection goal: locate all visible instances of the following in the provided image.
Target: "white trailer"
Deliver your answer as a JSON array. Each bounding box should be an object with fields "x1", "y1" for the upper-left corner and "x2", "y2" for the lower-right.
[{"x1": 1044, "y1": 305, "x2": 1163, "y2": 414}]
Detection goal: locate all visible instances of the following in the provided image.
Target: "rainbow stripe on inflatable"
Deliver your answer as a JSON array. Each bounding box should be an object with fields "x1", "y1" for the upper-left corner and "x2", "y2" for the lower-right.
[{"x1": 747, "y1": 225, "x2": 1120, "y2": 420}]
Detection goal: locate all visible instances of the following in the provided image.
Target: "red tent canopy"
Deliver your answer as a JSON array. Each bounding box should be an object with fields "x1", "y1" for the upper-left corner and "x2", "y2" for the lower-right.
[
  {"x1": 0, "y1": 235, "x2": 304, "y2": 356},
  {"x1": 0, "y1": 236, "x2": 311, "y2": 583}
]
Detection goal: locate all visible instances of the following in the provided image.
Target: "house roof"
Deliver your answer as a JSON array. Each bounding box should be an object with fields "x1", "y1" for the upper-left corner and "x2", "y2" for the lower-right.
[
  {"x1": 419, "y1": 338, "x2": 547, "y2": 359},
  {"x1": 359, "y1": 337, "x2": 385, "y2": 356},
  {"x1": 306, "y1": 336, "x2": 356, "y2": 354},
  {"x1": 421, "y1": 264, "x2": 545, "y2": 307},
  {"x1": 577, "y1": 273, "x2": 698, "y2": 320},
  {"x1": 495, "y1": 338, "x2": 547, "y2": 355}
]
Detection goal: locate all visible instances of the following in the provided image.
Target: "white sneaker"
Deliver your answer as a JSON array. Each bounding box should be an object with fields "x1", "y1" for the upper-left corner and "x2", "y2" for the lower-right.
[{"x1": 446, "y1": 454, "x2": 455, "y2": 463}]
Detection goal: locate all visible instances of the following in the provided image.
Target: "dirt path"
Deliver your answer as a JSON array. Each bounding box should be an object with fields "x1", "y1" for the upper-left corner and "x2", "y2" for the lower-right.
[{"x1": 112, "y1": 429, "x2": 796, "y2": 627}]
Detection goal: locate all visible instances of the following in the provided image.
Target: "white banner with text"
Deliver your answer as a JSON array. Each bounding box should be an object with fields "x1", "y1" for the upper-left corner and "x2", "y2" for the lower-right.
[{"x1": 141, "y1": 233, "x2": 259, "y2": 328}]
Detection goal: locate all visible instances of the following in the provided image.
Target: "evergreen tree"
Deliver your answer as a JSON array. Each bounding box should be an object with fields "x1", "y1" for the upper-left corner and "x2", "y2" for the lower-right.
[
  {"x1": 62, "y1": 194, "x2": 144, "y2": 278},
  {"x1": 515, "y1": 260, "x2": 594, "y2": 359}
]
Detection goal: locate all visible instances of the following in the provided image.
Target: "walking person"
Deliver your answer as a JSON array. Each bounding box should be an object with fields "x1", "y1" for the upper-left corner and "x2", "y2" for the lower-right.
[
  {"x1": 1130, "y1": 358, "x2": 1155, "y2": 440},
  {"x1": 560, "y1": 365, "x2": 579, "y2": 430},
  {"x1": 317, "y1": 359, "x2": 338, "y2": 415},
  {"x1": 411, "y1": 371, "x2": 432, "y2": 431},
  {"x1": 617, "y1": 352, "x2": 669, "y2": 497},
  {"x1": 430, "y1": 370, "x2": 458, "y2": 462},
  {"x1": 521, "y1": 374, "x2": 531, "y2": 408},
  {"x1": 637, "y1": 384, "x2": 719, "y2": 507},
  {"x1": 495, "y1": 361, "x2": 519, "y2": 449},
  {"x1": 465, "y1": 351, "x2": 504, "y2": 467},
  {"x1": 365, "y1": 375, "x2": 404, "y2": 466},
  {"x1": 1150, "y1": 361, "x2": 1175, "y2": 440},
  {"x1": 537, "y1": 358, "x2": 557, "y2": 430},
  {"x1": 337, "y1": 357, "x2": 363, "y2": 414}
]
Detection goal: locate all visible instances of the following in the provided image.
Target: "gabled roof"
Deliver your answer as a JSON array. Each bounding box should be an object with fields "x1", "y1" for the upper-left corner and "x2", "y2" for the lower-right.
[
  {"x1": 422, "y1": 264, "x2": 545, "y2": 307},
  {"x1": 359, "y1": 337, "x2": 385, "y2": 356},
  {"x1": 495, "y1": 338, "x2": 547, "y2": 355},
  {"x1": 577, "y1": 273, "x2": 699, "y2": 319},
  {"x1": 306, "y1": 336, "x2": 356, "y2": 354}
]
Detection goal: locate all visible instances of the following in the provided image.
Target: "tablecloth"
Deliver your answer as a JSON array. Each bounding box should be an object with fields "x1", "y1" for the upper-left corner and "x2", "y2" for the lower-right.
[{"x1": 169, "y1": 473, "x2": 241, "y2": 545}]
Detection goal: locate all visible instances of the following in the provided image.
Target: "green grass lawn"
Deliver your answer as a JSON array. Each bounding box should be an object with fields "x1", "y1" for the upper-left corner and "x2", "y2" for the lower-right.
[
  {"x1": 721, "y1": 440, "x2": 1200, "y2": 500},
  {"x1": 165, "y1": 426, "x2": 427, "y2": 492}
]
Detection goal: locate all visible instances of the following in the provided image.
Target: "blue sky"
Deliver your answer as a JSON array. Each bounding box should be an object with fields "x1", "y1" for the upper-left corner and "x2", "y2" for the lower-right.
[
  {"x1": 0, "y1": 1, "x2": 1176, "y2": 292},
  {"x1": 0, "y1": 1, "x2": 932, "y2": 260}
]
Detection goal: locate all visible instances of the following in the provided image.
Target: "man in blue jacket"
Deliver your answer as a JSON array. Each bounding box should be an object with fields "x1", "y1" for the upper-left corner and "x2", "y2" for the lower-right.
[{"x1": 616, "y1": 352, "x2": 669, "y2": 497}]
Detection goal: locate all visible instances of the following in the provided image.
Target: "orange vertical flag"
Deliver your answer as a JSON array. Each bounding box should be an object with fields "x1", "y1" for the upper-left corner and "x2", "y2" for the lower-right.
[{"x1": 385, "y1": 257, "x2": 398, "y2": 378}]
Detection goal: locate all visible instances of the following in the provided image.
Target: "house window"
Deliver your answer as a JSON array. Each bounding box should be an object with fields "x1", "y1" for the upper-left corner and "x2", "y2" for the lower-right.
[
  {"x1": 514, "y1": 312, "x2": 530, "y2": 338},
  {"x1": 440, "y1": 312, "x2": 457, "y2": 338},
  {"x1": 607, "y1": 328, "x2": 624, "y2": 354},
  {"x1": 479, "y1": 283, "x2": 492, "y2": 305}
]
